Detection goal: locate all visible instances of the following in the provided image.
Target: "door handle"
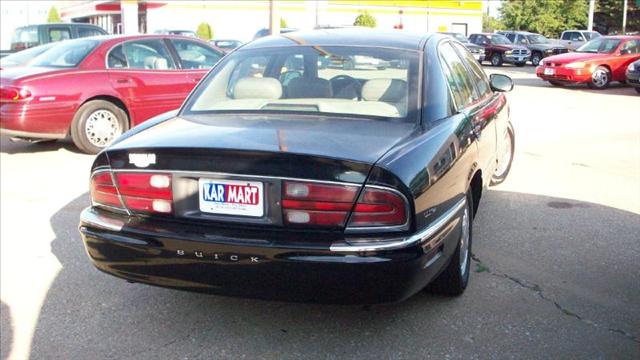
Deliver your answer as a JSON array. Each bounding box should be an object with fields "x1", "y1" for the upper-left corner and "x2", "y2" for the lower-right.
[{"x1": 116, "y1": 78, "x2": 130, "y2": 84}]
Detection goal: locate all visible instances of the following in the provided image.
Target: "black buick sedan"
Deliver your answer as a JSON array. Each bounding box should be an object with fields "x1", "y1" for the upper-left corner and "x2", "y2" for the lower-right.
[{"x1": 79, "y1": 29, "x2": 515, "y2": 304}]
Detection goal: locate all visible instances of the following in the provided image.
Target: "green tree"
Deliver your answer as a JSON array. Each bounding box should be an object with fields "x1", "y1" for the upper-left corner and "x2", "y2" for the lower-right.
[
  {"x1": 280, "y1": 18, "x2": 288, "y2": 28},
  {"x1": 594, "y1": 0, "x2": 640, "y2": 34},
  {"x1": 353, "y1": 11, "x2": 377, "y2": 28},
  {"x1": 196, "y1": 22, "x2": 213, "y2": 40},
  {"x1": 483, "y1": 13, "x2": 503, "y2": 32},
  {"x1": 500, "y1": 0, "x2": 588, "y2": 38},
  {"x1": 47, "y1": 6, "x2": 61, "y2": 23}
]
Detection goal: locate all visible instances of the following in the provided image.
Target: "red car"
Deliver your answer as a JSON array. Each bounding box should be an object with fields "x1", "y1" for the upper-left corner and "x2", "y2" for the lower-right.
[
  {"x1": 1, "y1": 35, "x2": 223, "y2": 153},
  {"x1": 536, "y1": 35, "x2": 640, "y2": 89}
]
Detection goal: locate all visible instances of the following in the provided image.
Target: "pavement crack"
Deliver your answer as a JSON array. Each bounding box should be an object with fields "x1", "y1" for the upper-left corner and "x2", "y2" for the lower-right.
[{"x1": 471, "y1": 253, "x2": 639, "y2": 344}]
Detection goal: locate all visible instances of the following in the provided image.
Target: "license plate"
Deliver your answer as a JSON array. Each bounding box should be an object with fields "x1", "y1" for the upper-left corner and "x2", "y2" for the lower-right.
[
  {"x1": 544, "y1": 68, "x2": 555, "y2": 75},
  {"x1": 199, "y1": 179, "x2": 264, "y2": 217}
]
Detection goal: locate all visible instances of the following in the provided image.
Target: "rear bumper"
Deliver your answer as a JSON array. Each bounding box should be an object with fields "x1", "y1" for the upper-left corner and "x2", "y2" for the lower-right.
[
  {"x1": 536, "y1": 65, "x2": 592, "y2": 83},
  {"x1": 0, "y1": 101, "x2": 74, "y2": 139},
  {"x1": 79, "y1": 199, "x2": 465, "y2": 304}
]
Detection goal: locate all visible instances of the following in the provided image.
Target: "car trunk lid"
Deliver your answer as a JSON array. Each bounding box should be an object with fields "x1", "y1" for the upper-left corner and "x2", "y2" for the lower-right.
[{"x1": 103, "y1": 114, "x2": 416, "y2": 227}]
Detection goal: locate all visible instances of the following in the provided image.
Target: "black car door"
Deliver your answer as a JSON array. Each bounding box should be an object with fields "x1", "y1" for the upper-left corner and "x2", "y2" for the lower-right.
[{"x1": 439, "y1": 41, "x2": 498, "y2": 184}]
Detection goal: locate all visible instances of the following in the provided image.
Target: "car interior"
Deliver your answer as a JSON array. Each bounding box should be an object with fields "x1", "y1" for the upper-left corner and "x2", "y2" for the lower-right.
[{"x1": 189, "y1": 48, "x2": 413, "y2": 119}]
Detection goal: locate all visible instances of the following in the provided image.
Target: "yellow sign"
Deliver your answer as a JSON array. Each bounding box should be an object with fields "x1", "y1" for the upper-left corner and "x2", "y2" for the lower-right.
[{"x1": 329, "y1": 1, "x2": 482, "y2": 11}]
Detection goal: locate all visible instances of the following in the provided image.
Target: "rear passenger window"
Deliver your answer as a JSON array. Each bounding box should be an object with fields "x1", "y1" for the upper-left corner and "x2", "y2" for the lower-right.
[
  {"x1": 123, "y1": 39, "x2": 176, "y2": 70},
  {"x1": 170, "y1": 39, "x2": 222, "y2": 69},
  {"x1": 107, "y1": 44, "x2": 127, "y2": 68},
  {"x1": 439, "y1": 42, "x2": 478, "y2": 109},
  {"x1": 452, "y1": 43, "x2": 491, "y2": 98}
]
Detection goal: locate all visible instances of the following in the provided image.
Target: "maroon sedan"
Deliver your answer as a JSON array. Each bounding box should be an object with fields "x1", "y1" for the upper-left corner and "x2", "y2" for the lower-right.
[{"x1": 0, "y1": 35, "x2": 223, "y2": 153}]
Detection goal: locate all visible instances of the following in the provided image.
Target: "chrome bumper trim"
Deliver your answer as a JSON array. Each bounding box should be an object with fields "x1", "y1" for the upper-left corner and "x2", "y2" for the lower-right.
[
  {"x1": 79, "y1": 207, "x2": 126, "y2": 232},
  {"x1": 330, "y1": 197, "x2": 466, "y2": 252}
]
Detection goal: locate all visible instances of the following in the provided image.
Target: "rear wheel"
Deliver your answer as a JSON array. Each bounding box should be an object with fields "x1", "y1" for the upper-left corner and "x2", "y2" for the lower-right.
[
  {"x1": 531, "y1": 52, "x2": 542, "y2": 66},
  {"x1": 491, "y1": 53, "x2": 503, "y2": 67},
  {"x1": 588, "y1": 66, "x2": 611, "y2": 90},
  {"x1": 491, "y1": 122, "x2": 515, "y2": 186},
  {"x1": 70, "y1": 100, "x2": 128, "y2": 154},
  {"x1": 428, "y1": 191, "x2": 472, "y2": 296}
]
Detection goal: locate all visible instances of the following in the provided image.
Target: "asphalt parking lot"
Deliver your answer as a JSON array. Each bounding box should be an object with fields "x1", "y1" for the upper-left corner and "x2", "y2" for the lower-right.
[{"x1": 1, "y1": 65, "x2": 639, "y2": 359}]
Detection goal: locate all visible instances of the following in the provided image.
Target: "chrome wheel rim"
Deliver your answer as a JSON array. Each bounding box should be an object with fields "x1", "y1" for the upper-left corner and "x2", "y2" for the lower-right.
[
  {"x1": 592, "y1": 69, "x2": 608, "y2": 88},
  {"x1": 495, "y1": 130, "x2": 513, "y2": 177},
  {"x1": 85, "y1": 109, "x2": 121, "y2": 147},
  {"x1": 459, "y1": 206, "x2": 470, "y2": 275},
  {"x1": 532, "y1": 55, "x2": 540, "y2": 66},
  {"x1": 492, "y1": 55, "x2": 500, "y2": 66}
]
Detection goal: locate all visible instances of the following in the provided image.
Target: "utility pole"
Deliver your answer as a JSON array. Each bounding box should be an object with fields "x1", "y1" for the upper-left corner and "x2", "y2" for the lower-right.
[
  {"x1": 622, "y1": 0, "x2": 628, "y2": 34},
  {"x1": 588, "y1": 0, "x2": 595, "y2": 31},
  {"x1": 269, "y1": 0, "x2": 280, "y2": 36}
]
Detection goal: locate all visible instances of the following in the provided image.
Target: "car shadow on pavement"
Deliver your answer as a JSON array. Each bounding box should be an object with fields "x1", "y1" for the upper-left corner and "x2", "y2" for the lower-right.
[
  {"x1": 22, "y1": 190, "x2": 640, "y2": 358},
  {"x1": 1, "y1": 301, "x2": 12, "y2": 360},
  {"x1": 0, "y1": 137, "x2": 82, "y2": 155}
]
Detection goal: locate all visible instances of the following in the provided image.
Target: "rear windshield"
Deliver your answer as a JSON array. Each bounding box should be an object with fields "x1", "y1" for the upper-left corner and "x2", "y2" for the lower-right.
[
  {"x1": 182, "y1": 46, "x2": 419, "y2": 122},
  {"x1": 577, "y1": 38, "x2": 621, "y2": 53},
  {"x1": 585, "y1": 32, "x2": 601, "y2": 40},
  {"x1": 11, "y1": 26, "x2": 38, "y2": 46},
  {"x1": 0, "y1": 43, "x2": 54, "y2": 67},
  {"x1": 29, "y1": 39, "x2": 99, "y2": 68}
]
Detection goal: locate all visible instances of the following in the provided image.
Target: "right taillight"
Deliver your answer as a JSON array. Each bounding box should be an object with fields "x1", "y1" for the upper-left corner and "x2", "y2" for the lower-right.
[
  {"x1": 282, "y1": 181, "x2": 359, "y2": 227},
  {"x1": 347, "y1": 186, "x2": 407, "y2": 228},
  {"x1": 282, "y1": 181, "x2": 408, "y2": 230}
]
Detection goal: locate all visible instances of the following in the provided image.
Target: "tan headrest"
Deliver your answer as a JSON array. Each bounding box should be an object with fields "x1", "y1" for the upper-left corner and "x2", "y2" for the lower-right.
[
  {"x1": 233, "y1": 77, "x2": 283, "y2": 99},
  {"x1": 362, "y1": 79, "x2": 407, "y2": 102}
]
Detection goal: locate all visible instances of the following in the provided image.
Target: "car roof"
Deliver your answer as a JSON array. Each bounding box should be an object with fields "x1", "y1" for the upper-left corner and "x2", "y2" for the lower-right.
[
  {"x1": 601, "y1": 35, "x2": 640, "y2": 39},
  {"x1": 470, "y1": 33, "x2": 505, "y2": 36},
  {"x1": 243, "y1": 28, "x2": 431, "y2": 51}
]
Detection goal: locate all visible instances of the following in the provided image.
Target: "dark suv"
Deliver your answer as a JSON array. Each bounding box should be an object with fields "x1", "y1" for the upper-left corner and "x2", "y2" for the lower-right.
[
  {"x1": 9, "y1": 23, "x2": 107, "y2": 52},
  {"x1": 469, "y1": 33, "x2": 530, "y2": 66},
  {"x1": 498, "y1": 31, "x2": 569, "y2": 66}
]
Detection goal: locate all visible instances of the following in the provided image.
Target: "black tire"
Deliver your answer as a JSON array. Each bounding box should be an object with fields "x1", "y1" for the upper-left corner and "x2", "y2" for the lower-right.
[
  {"x1": 587, "y1": 66, "x2": 611, "y2": 90},
  {"x1": 429, "y1": 191, "x2": 473, "y2": 296},
  {"x1": 515, "y1": 62, "x2": 526, "y2": 67},
  {"x1": 548, "y1": 80, "x2": 564, "y2": 87},
  {"x1": 70, "y1": 100, "x2": 128, "y2": 154},
  {"x1": 491, "y1": 53, "x2": 503, "y2": 67},
  {"x1": 490, "y1": 122, "x2": 515, "y2": 186},
  {"x1": 635, "y1": 87, "x2": 640, "y2": 94},
  {"x1": 531, "y1": 52, "x2": 542, "y2": 66}
]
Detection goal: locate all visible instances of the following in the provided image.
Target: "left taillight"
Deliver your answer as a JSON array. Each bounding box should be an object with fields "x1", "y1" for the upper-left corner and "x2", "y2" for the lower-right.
[
  {"x1": 90, "y1": 172, "x2": 124, "y2": 209},
  {"x1": 90, "y1": 171, "x2": 173, "y2": 214},
  {"x1": 0, "y1": 86, "x2": 32, "y2": 102}
]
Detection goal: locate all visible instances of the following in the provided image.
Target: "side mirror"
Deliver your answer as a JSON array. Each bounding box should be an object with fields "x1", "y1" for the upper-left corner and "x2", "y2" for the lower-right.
[
  {"x1": 490, "y1": 74, "x2": 514, "y2": 92},
  {"x1": 620, "y1": 49, "x2": 631, "y2": 55}
]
